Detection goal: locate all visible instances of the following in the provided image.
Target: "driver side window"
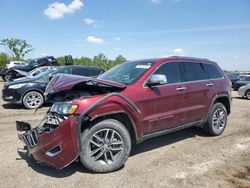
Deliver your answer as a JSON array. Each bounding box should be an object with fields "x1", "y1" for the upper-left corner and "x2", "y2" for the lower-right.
[{"x1": 154, "y1": 62, "x2": 181, "y2": 84}]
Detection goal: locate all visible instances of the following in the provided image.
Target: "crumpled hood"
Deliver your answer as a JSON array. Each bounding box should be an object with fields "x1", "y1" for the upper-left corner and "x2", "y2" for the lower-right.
[
  {"x1": 46, "y1": 74, "x2": 127, "y2": 95},
  {"x1": 12, "y1": 69, "x2": 28, "y2": 76}
]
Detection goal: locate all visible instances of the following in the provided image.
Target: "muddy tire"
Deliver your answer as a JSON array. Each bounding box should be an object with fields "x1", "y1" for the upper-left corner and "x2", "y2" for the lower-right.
[
  {"x1": 203, "y1": 102, "x2": 227, "y2": 136},
  {"x1": 80, "y1": 119, "x2": 131, "y2": 173}
]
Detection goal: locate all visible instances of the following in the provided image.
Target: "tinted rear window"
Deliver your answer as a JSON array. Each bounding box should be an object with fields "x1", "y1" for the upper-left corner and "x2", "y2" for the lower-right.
[
  {"x1": 72, "y1": 67, "x2": 102, "y2": 77},
  {"x1": 183, "y1": 62, "x2": 205, "y2": 81},
  {"x1": 203, "y1": 63, "x2": 222, "y2": 79},
  {"x1": 88, "y1": 68, "x2": 103, "y2": 77},
  {"x1": 72, "y1": 67, "x2": 89, "y2": 76}
]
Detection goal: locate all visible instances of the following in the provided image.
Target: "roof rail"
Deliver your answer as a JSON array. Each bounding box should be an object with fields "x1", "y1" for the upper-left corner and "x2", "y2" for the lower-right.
[{"x1": 167, "y1": 56, "x2": 210, "y2": 61}]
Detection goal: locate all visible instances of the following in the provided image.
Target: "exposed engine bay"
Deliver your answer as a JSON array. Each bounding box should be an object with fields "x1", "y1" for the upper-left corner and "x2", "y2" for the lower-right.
[{"x1": 47, "y1": 81, "x2": 124, "y2": 102}]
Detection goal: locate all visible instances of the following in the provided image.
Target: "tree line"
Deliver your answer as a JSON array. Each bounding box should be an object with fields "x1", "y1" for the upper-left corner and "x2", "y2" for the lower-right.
[{"x1": 0, "y1": 38, "x2": 127, "y2": 70}]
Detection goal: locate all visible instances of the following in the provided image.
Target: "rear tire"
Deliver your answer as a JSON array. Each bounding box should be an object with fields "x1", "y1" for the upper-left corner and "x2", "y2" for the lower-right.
[
  {"x1": 80, "y1": 119, "x2": 131, "y2": 173},
  {"x1": 245, "y1": 90, "x2": 250, "y2": 100},
  {"x1": 203, "y1": 102, "x2": 227, "y2": 136}
]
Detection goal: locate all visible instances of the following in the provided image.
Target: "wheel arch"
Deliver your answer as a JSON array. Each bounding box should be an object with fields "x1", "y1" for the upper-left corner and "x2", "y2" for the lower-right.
[
  {"x1": 211, "y1": 95, "x2": 231, "y2": 115},
  {"x1": 245, "y1": 89, "x2": 250, "y2": 97},
  {"x1": 21, "y1": 89, "x2": 45, "y2": 104},
  {"x1": 80, "y1": 111, "x2": 137, "y2": 145}
]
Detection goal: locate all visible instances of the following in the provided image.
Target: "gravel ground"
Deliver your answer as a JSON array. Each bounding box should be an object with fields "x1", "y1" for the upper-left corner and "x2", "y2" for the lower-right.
[{"x1": 0, "y1": 81, "x2": 249, "y2": 188}]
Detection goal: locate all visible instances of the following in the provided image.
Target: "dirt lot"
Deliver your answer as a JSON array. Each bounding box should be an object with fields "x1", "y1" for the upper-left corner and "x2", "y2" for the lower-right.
[{"x1": 0, "y1": 82, "x2": 249, "y2": 188}]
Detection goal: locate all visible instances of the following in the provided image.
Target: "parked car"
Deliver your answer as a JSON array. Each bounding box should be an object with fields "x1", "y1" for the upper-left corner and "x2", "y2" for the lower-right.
[
  {"x1": 233, "y1": 75, "x2": 250, "y2": 91},
  {"x1": 227, "y1": 73, "x2": 240, "y2": 88},
  {"x1": 13, "y1": 66, "x2": 56, "y2": 81},
  {"x1": 16, "y1": 56, "x2": 231, "y2": 173},
  {"x1": 2, "y1": 56, "x2": 59, "y2": 81},
  {"x1": 6, "y1": 61, "x2": 26, "y2": 69},
  {"x1": 2, "y1": 65, "x2": 104, "y2": 109},
  {"x1": 238, "y1": 84, "x2": 250, "y2": 100}
]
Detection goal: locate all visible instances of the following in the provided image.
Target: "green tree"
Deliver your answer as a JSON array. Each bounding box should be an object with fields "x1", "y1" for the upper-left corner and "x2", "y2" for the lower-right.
[
  {"x1": 114, "y1": 55, "x2": 127, "y2": 65},
  {"x1": 0, "y1": 52, "x2": 9, "y2": 68},
  {"x1": 0, "y1": 38, "x2": 33, "y2": 61}
]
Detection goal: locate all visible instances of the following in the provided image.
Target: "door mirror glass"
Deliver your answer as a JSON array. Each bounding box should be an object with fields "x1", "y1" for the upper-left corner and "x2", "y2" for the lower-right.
[{"x1": 147, "y1": 74, "x2": 167, "y2": 86}]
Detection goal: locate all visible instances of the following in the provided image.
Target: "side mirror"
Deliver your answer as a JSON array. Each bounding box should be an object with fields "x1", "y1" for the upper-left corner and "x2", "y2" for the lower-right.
[{"x1": 147, "y1": 74, "x2": 167, "y2": 87}]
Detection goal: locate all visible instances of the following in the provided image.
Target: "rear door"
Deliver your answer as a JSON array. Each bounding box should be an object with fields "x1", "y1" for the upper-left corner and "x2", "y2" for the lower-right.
[
  {"x1": 141, "y1": 62, "x2": 189, "y2": 134},
  {"x1": 182, "y1": 62, "x2": 213, "y2": 123}
]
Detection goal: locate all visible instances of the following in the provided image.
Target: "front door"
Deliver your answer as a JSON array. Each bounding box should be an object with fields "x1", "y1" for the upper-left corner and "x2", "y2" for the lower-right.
[{"x1": 141, "y1": 62, "x2": 188, "y2": 135}]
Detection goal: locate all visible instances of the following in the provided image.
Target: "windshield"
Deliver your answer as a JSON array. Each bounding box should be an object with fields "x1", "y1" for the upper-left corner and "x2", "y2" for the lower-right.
[
  {"x1": 98, "y1": 60, "x2": 156, "y2": 85},
  {"x1": 32, "y1": 69, "x2": 58, "y2": 80},
  {"x1": 27, "y1": 67, "x2": 50, "y2": 78}
]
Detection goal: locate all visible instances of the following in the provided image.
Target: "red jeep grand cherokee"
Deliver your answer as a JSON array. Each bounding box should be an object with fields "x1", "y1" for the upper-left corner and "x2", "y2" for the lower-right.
[{"x1": 17, "y1": 56, "x2": 232, "y2": 173}]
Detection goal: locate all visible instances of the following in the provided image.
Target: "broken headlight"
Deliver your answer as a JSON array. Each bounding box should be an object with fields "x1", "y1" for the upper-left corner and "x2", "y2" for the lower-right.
[{"x1": 50, "y1": 103, "x2": 78, "y2": 116}]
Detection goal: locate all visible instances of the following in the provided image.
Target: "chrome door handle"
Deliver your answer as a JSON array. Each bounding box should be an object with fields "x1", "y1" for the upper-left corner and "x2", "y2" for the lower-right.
[
  {"x1": 176, "y1": 87, "x2": 186, "y2": 91},
  {"x1": 206, "y1": 83, "x2": 214, "y2": 87}
]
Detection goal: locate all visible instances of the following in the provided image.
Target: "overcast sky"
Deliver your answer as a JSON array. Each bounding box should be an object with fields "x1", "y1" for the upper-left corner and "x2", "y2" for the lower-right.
[{"x1": 0, "y1": 0, "x2": 250, "y2": 71}]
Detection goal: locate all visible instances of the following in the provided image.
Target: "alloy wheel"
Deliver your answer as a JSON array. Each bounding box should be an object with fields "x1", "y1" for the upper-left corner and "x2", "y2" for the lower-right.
[
  {"x1": 212, "y1": 108, "x2": 226, "y2": 133},
  {"x1": 23, "y1": 91, "x2": 43, "y2": 109},
  {"x1": 88, "y1": 128, "x2": 124, "y2": 165}
]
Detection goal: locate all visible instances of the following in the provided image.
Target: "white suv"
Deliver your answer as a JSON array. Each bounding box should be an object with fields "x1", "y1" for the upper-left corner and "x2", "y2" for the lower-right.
[{"x1": 6, "y1": 61, "x2": 25, "y2": 69}]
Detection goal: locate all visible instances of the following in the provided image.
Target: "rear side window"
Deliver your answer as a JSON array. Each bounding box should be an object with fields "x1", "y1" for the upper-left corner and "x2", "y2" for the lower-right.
[
  {"x1": 203, "y1": 63, "x2": 222, "y2": 79},
  {"x1": 72, "y1": 67, "x2": 89, "y2": 76},
  {"x1": 88, "y1": 68, "x2": 103, "y2": 77},
  {"x1": 183, "y1": 62, "x2": 205, "y2": 81},
  {"x1": 244, "y1": 77, "x2": 250, "y2": 81},
  {"x1": 154, "y1": 62, "x2": 181, "y2": 84},
  {"x1": 58, "y1": 67, "x2": 72, "y2": 74}
]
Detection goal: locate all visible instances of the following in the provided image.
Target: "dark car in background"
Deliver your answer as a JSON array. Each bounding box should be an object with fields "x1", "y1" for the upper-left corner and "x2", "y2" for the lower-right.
[
  {"x1": 233, "y1": 75, "x2": 250, "y2": 91},
  {"x1": 2, "y1": 56, "x2": 59, "y2": 81},
  {"x1": 2, "y1": 65, "x2": 104, "y2": 109},
  {"x1": 227, "y1": 73, "x2": 240, "y2": 88}
]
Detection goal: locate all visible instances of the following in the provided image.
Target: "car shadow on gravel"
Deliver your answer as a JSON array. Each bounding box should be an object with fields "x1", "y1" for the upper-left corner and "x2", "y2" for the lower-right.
[
  {"x1": 2, "y1": 102, "x2": 51, "y2": 109},
  {"x1": 131, "y1": 127, "x2": 207, "y2": 156},
  {"x1": 2, "y1": 103, "x2": 24, "y2": 109},
  {"x1": 17, "y1": 150, "x2": 90, "y2": 177},
  {"x1": 17, "y1": 127, "x2": 207, "y2": 177},
  {"x1": 233, "y1": 96, "x2": 248, "y2": 100}
]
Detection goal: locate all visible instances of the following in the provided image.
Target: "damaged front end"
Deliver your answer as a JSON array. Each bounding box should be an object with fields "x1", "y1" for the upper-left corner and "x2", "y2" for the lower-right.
[
  {"x1": 44, "y1": 74, "x2": 126, "y2": 103},
  {"x1": 16, "y1": 103, "x2": 80, "y2": 169}
]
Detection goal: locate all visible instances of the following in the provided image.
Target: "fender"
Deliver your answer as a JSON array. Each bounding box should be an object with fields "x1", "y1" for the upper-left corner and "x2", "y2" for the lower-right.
[
  {"x1": 205, "y1": 94, "x2": 231, "y2": 121},
  {"x1": 76, "y1": 92, "x2": 141, "y2": 154},
  {"x1": 88, "y1": 108, "x2": 140, "y2": 138},
  {"x1": 21, "y1": 88, "x2": 45, "y2": 101}
]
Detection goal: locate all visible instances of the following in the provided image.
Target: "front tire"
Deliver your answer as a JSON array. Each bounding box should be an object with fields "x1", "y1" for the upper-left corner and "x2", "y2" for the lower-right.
[
  {"x1": 22, "y1": 91, "x2": 44, "y2": 109},
  {"x1": 80, "y1": 119, "x2": 131, "y2": 173},
  {"x1": 203, "y1": 102, "x2": 228, "y2": 136}
]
